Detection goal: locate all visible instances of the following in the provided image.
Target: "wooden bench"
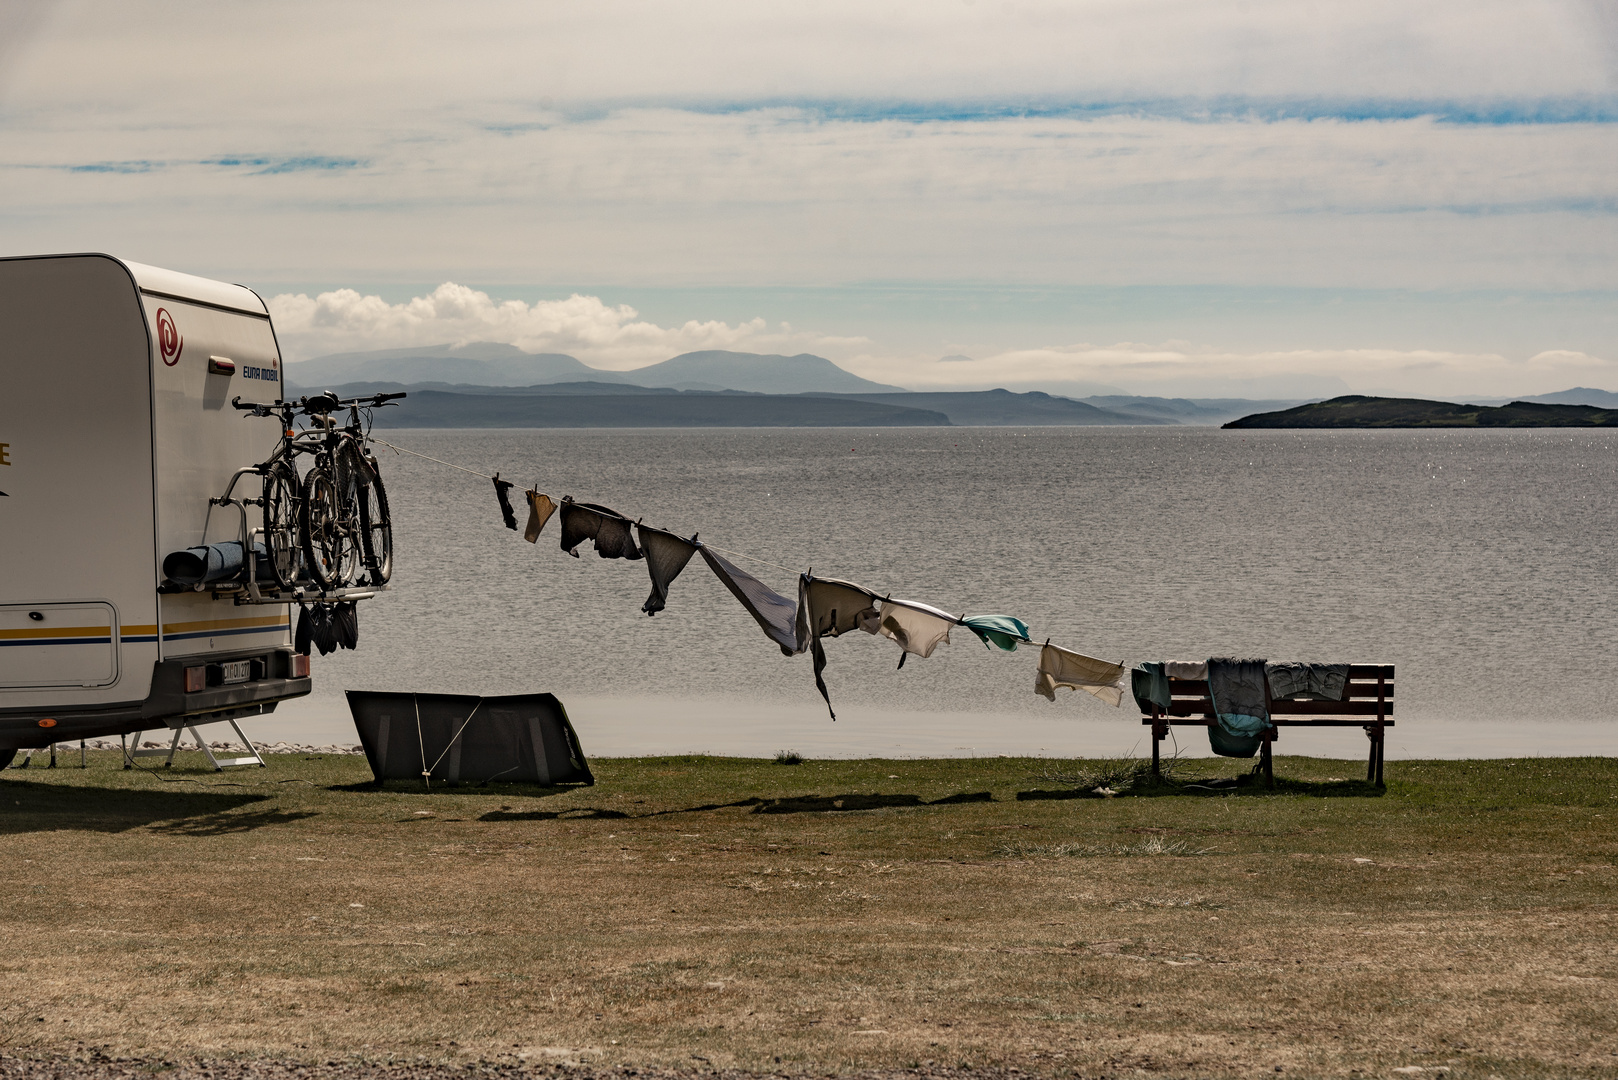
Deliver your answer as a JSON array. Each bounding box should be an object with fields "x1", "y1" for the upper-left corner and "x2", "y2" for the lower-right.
[{"x1": 1140, "y1": 664, "x2": 1394, "y2": 787}]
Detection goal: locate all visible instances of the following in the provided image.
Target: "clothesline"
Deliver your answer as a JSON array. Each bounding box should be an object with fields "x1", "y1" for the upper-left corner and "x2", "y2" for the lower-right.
[
  {"x1": 364, "y1": 434, "x2": 1129, "y2": 718},
  {"x1": 370, "y1": 435, "x2": 809, "y2": 577}
]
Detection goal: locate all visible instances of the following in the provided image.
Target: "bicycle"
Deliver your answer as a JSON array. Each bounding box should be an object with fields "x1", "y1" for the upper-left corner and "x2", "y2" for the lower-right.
[{"x1": 232, "y1": 391, "x2": 404, "y2": 591}]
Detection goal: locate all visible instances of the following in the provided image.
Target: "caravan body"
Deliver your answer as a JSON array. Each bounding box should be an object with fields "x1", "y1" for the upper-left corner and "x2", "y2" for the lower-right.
[{"x1": 0, "y1": 253, "x2": 309, "y2": 754}]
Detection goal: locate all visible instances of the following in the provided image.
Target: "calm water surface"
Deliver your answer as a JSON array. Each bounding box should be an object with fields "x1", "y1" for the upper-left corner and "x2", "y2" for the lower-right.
[{"x1": 284, "y1": 426, "x2": 1618, "y2": 750}]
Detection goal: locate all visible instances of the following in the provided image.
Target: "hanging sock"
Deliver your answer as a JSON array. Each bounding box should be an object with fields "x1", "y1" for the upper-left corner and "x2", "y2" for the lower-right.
[
  {"x1": 698, "y1": 546, "x2": 800, "y2": 655},
  {"x1": 878, "y1": 599, "x2": 957, "y2": 667},
  {"x1": 558, "y1": 498, "x2": 643, "y2": 560},
  {"x1": 1034, "y1": 644, "x2": 1128, "y2": 706},
  {"x1": 523, "y1": 490, "x2": 557, "y2": 543},
  {"x1": 492, "y1": 474, "x2": 518, "y2": 530},
  {"x1": 636, "y1": 525, "x2": 699, "y2": 615},
  {"x1": 797, "y1": 576, "x2": 883, "y2": 720},
  {"x1": 961, "y1": 614, "x2": 1032, "y2": 652}
]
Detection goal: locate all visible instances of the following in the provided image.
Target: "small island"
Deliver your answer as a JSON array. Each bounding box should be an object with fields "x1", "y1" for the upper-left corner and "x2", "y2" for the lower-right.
[{"x1": 1224, "y1": 394, "x2": 1618, "y2": 428}]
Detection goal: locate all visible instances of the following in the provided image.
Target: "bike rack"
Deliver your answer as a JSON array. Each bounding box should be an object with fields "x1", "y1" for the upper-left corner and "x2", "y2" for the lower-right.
[{"x1": 183, "y1": 466, "x2": 389, "y2": 608}]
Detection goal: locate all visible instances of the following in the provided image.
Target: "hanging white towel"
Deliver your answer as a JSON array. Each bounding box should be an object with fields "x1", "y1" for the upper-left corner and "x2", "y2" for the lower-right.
[
  {"x1": 1036, "y1": 644, "x2": 1128, "y2": 707},
  {"x1": 878, "y1": 599, "x2": 956, "y2": 659},
  {"x1": 1165, "y1": 660, "x2": 1208, "y2": 680}
]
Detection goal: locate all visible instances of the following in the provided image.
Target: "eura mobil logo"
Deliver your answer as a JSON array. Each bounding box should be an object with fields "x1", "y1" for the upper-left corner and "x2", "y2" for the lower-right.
[{"x1": 156, "y1": 307, "x2": 183, "y2": 366}]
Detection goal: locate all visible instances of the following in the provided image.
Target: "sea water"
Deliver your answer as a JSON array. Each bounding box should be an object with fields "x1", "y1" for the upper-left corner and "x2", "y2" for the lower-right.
[{"x1": 271, "y1": 426, "x2": 1618, "y2": 758}]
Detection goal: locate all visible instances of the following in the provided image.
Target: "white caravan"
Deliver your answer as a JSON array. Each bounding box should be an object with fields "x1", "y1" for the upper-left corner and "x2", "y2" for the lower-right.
[{"x1": 0, "y1": 253, "x2": 315, "y2": 765}]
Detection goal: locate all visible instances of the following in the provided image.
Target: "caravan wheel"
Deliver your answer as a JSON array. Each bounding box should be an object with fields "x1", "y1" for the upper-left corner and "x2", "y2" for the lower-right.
[{"x1": 0, "y1": 749, "x2": 15, "y2": 770}]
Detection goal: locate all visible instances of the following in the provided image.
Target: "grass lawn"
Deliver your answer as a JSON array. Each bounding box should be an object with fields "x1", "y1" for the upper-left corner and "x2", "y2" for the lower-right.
[{"x1": 1, "y1": 750, "x2": 1615, "y2": 1079}]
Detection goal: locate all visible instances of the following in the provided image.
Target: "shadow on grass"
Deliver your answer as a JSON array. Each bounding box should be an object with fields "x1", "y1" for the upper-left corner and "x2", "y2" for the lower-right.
[
  {"x1": 476, "y1": 790, "x2": 995, "y2": 822},
  {"x1": 0, "y1": 779, "x2": 285, "y2": 835},
  {"x1": 1018, "y1": 775, "x2": 1386, "y2": 800}
]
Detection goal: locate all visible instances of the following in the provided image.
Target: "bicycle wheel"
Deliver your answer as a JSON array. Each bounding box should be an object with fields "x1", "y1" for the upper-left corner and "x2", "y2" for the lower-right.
[
  {"x1": 299, "y1": 464, "x2": 359, "y2": 589},
  {"x1": 354, "y1": 452, "x2": 393, "y2": 586},
  {"x1": 260, "y1": 460, "x2": 303, "y2": 590}
]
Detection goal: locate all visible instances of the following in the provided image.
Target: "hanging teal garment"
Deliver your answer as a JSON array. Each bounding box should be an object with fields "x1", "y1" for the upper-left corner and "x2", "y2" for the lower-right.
[
  {"x1": 961, "y1": 615, "x2": 1032, "y2": 652},
  {"x1": 1131, "y1": 661, "x2": 1171, "y2": 713},
  {"x1": 1207, "y1": 727, "x2": 1263, "y2": 758}
]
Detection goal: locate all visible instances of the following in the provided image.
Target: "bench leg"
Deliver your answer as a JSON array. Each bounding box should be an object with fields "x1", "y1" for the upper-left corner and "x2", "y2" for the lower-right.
[
  {"x1": 1375, "y1": 726, "x2": 1386, "y2": 788},
  {"x1": 1261, "y1": 734, "x2": 1274, "y2": 788},
  {"x1": 1365, "y1": 726, "x2": 1377, "y2": 783},
  {"x1": 1151, "y1": 718, "x2": 1165, "y2": 779}
]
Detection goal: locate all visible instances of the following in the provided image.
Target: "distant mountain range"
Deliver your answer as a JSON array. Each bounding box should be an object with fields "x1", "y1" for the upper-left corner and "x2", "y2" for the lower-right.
[
  {"x1": 311, "y1": 382, "x2": 1164, "y2": 427},
  {"x1": 285, "y1": 342, "x2": 1618, "y2": 427},
  {"x1": 1225, "y1": 395, "x2": 1618, "y2": 428},
  {"x1": 285, "y1": 344, "x2": 903, "y2": 395}
]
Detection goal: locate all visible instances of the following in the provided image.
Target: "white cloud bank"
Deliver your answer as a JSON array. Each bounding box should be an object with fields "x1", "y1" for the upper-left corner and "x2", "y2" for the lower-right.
[
  {"x1": 269, "y1": 282, "x2": 1616, "y2": 398},
  {"x1": 267, "y1": 283, "x2": 866, "y2": 368},
  {"x1": 859, "y1": 344, "x2": 1618, "y2": 399}
]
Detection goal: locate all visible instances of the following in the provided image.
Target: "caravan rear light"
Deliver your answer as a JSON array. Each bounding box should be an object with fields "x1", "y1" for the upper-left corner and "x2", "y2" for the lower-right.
[
  {"x1": 207, "y1": 356, "x2": 236, "y2": 376},
  {"x1": 184, "y1": 665, "x2": 207, "y2": 692},
  {"x1": 289, "y1": 654, "x2": 310, "y2": 678}
]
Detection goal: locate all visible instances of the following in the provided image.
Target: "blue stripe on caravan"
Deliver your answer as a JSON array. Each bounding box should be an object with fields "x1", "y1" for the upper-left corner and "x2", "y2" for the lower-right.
[
  {"x1": 162, "y1": 625, "x2": 285, "y2": 642},
  {"x1": 121, "y1": 635, "x2": 160, "y2": 643},
  {"x1": 0, "y1": 637, "x2": 114, "y2": 647}
]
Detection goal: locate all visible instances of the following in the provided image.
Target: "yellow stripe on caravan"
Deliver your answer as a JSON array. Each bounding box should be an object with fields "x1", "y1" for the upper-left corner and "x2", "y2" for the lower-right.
[
  {"x1": 0, "y1": 625, "x2": 113, "y2": 641},
  {"x1": 160, "y1": 615, "x2": 287, "y2": 634},
  {"x1": 123, "y1": 624, "x2": 159, "y2": 635}
]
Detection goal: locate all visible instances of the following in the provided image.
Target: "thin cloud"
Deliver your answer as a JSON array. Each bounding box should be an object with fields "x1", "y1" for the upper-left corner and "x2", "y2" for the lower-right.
[{"x1": 267, "y1": 283, "x2": 867, "y2": 366}]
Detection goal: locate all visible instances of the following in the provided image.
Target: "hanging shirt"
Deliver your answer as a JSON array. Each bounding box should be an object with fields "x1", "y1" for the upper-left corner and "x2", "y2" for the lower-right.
[
  {"x1": 878, "y1": 599, "x2": 957, "y2": 661},
  {"x1": 636, "y1": 525, "x2": 700, "y2": 616},
  {"x1": 961, "y1": 614, "x2": 1031, "y2": 652},
  {"x1": 698, "y1": 546, "x2": 801, "y2": 656},
  {"x1": 1165, "y1": 660, "x2": 1208, "y2": 680},
  {"x1": 1206, "y1": 657, "x2": 1272, "y2": 737},
  {"x1": 796, "y1": 576, "x2": 883, "y2": 720},
  {"x1": 1131, "y1": 661, "x2": 1171, "y2": 713},
  {"x1": 558, "y1": 498, "x2": 644, "y2": 560},
  {"x1": 1034, "y1": 644, "x2": 1127, "y2": 707},
  {"x1": 1265, "y1": 661, "x2": 1350, "y2": 701},
  {"x1": 523, "y1": 490, "x2": 557, "y2": 543},
  {"x1": 492, "y1": 475, "x2": 518, "y2": 530}
]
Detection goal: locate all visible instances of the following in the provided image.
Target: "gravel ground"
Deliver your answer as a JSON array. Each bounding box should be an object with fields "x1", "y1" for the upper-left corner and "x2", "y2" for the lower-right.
[{"x1": 0, "y1": 1057, "x2": 1028, "y2": 1080}]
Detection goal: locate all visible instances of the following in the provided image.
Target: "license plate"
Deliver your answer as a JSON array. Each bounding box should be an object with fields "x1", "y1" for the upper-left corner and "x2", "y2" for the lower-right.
[{"x1": 220, "y1": 660, "x2": 252, "y2": 684}]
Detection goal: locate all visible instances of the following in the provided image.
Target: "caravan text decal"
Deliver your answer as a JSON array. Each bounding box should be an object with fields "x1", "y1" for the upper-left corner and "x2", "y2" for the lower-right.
[{"x1": 156, "y1": 308, "x2": 183, "y2": 366}]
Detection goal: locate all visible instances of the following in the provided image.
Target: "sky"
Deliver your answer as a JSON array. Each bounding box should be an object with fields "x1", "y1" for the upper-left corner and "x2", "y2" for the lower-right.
[{"x1": 3, "y1": 0, "x2": 1617, "y2": 398}]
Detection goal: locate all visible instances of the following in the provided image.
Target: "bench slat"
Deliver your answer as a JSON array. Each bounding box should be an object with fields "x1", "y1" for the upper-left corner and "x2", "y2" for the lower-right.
[
  {"x1": 1167, "y1": 681, "x2": 1394, "y2": 699},
  {"x1": 1144, "y1": 718, "x2": 1395, "y2": 728},
  {"x1": 1163, "y1": 699, "x2": 1393, "y2": 717}
]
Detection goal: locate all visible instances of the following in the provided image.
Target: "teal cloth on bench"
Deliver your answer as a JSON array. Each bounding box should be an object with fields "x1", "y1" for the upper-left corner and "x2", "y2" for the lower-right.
[
  {"x1": 962, "y1": 614, "x2": 1032, "y2": 652},
  {"x1": 1207, "y1": 727, "x2": 1263, "y2": 757},
  {"x1": 1132, "y1": 662, "x2": 1171, "y2": 713}
]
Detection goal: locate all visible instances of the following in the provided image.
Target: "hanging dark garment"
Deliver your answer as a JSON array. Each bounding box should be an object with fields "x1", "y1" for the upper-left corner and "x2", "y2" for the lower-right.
[
  {"x1": 493, "y1": 475, "x2": 518, "y2": 530},
  {"x1": 636, "y1": 525, "x2": 699, "y2": 616},
  {"x1": 558, "y1": 498, "x2": 644, "y2": 560},
  {"x1": 295, "y1": 605, "x2": 313, "y2": 656},
  {"x1": 797, "y1": 576, "x2": 882, "y2": 720},
  {"x1": 698, "y1": 546, "x2": 800, "y2": 655},
  {"x1": 309, "y1": 604, "x2": 339, "y2": 656},
  {"x1": 334, "y1": 601, "x2": 359, "y2": 650}
]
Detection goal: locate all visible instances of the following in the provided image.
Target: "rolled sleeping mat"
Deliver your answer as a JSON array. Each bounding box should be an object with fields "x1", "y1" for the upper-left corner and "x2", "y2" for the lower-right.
[{"x1": 162, "y1": 540, "x2": 270, "y2": 586}]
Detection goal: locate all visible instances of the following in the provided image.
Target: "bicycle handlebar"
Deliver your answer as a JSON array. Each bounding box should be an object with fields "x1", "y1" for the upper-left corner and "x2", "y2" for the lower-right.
[{"x1": 232, "y1": 391, "x2": 406, "y2": 418}]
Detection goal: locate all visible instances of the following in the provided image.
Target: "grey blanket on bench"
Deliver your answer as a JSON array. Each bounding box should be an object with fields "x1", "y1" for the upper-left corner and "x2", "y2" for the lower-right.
[
  {"x1": 1207, "y1": 657, "x2": 1271, "y2": 737},
  {"x1": 1265, "y1": 661, "x2": 1350, "y2": 701}
]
